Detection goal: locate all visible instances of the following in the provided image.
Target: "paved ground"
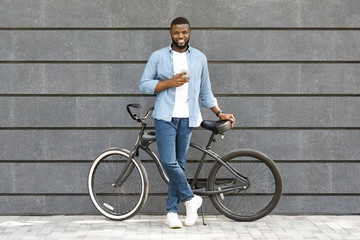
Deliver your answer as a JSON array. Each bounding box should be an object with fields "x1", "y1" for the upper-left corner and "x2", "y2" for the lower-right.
[{"x1": 0, "y1": 215, "x2": 359, "y2": 240}]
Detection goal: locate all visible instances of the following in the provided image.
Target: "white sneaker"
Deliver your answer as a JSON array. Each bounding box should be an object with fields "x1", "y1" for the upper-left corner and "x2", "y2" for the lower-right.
[
  {"x1": 184, "y1": 195, "x2": 203, "y2": 227},
  {"x1": 166, "y1": 212, "x2": 183, "y2": 229}
]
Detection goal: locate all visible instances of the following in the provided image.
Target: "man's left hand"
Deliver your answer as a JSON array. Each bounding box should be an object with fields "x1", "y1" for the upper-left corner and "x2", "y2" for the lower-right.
[{"x1": 219, "y1": 113, "x2": 235, "y2": 128}]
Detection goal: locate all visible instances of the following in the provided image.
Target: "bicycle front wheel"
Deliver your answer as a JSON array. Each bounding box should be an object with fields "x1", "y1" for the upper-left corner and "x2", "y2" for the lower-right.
[
  {"x1": 88, "y1": 149, "x2": 149, "y2": 220},
  {"x1": 208, "y1": 149, "x2": 282, "y2": 221}
]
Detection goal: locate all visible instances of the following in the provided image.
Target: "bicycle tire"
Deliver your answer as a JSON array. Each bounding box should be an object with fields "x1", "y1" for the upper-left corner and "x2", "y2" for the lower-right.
[
  {"x1": 207, "y1": 149, "x2": 282, "y2": 221},
  {"x1": 88, "y1": 149, "x2": 149, "y2": 220}
]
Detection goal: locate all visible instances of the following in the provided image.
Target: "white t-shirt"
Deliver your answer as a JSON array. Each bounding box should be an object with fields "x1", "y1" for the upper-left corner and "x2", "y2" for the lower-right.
[{"x1": 172, "y1": 51, "x2": 189, "y2": 118}]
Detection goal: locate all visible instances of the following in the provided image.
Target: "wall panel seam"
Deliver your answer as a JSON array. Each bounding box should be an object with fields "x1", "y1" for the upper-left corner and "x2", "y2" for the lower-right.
[
  {"x1": 2, "y1": 61, "x2": 360, "y2": 64},
  {"x1": 1, "y1": 94, "x2": 360, "y2": 97},
  {"x1": 1, "y1": 27, "x2": 360, "y2": 31}
]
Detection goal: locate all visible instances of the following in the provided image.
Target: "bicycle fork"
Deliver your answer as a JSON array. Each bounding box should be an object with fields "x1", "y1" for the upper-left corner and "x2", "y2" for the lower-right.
[
  {"x1": 112, "y1": 123, "x2": 146, "y2": 187},
  {"x1": 111, "y1": 149, "x2": 138, "y2": 187}
]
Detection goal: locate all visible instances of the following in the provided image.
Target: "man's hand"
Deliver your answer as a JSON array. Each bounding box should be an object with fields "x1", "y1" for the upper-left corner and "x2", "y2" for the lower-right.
[
  {"x1": 218, "y1": 113, "x2": 235, "y2": 128},
  {"x1": 169, "y1": 72, "x2": 190, "y2": 87},
  {"x1": 154, "y1": 72, "x2": 190, "y2": 93}
]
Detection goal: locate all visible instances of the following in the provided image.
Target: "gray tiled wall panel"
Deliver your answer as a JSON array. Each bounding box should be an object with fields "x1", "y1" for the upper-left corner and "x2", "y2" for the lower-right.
[
  {"x1": 0, "y1": 163, "x2": 89, "y2": 194},
  {"x1": 1, "y1": 0, "x2": 359, "y2": 216},
  {"x1": 1, "y1": 0, "x2": 359, "y2": 28},
  {"x1": 1, "y1": 97, "x2": 359, "y2": 128},
  {"x1": 1, "y1": 162, "x2": 359, "y2": 194},
  {"x1": 2, "y1": 30, "x2": 360, "y2": 61},
  {"x1": 1, "y1": 63, "x2": 360, "y2": 95},
  {"x1": 0, "y1": 195, "x2": 359, "y2": 215},
  {"x1": 0, "y1": 130, "x2": 359, "y2": 161}
]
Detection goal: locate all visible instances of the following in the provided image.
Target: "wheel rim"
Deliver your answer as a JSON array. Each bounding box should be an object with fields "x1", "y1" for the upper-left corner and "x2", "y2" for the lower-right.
[
  {"x1": 210, "y1": 153, "x2": 282, "y2": 220},
  {"x1": 88, "y1": 151, "x2": 146, "y2": 220}
]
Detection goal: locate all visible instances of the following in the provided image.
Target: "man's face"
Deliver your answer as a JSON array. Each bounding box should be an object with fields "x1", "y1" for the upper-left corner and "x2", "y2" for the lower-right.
[{"x1": 169, "y1": 24, "x2": 191, "y2": 52}]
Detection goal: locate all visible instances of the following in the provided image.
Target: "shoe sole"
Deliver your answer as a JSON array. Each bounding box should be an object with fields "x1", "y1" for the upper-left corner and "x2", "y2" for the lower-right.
[
  {"x1": 185, "y1": 222, "x2": 196, "y2": 227},
  {"x1": 169, "y1": 225, "x2": 182, "y2": 229},
  {"x1": 166, "y1": 221, "x2": 182, "y2": 229},
  {"x1": 185, "y1": 213, "x2": 198, "y2": 227}
]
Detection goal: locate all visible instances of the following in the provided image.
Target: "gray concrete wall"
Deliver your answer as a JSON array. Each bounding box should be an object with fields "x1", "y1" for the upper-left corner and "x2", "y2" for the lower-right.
[{"x1": 1, "y1": 0, "x2": 359, "y2": 215}]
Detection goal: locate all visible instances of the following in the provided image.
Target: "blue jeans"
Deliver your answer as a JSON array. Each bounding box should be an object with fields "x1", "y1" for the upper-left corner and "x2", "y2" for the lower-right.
[{"x1": 154, "y1": 118, "x2": 194, "y2": 213}]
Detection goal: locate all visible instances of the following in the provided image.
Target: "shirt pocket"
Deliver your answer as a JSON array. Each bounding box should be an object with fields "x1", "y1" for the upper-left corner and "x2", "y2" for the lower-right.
[
  {"x1": 156, "y1": 62, "x2": 173, "y2": 81},
  {"x1": 156, "y1": 72, "x2": 173, "y2": 81}
]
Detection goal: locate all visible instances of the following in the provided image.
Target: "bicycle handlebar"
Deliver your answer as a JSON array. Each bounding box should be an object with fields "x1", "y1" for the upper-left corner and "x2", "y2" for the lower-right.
[{"x1": 127, "y1": 104, "x2": 154, "y2": 122}]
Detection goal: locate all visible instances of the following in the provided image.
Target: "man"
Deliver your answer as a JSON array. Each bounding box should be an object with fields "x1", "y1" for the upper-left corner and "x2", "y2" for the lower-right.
[{"x1": 140, "y1": 17, "x2": 235, "y2": 228}]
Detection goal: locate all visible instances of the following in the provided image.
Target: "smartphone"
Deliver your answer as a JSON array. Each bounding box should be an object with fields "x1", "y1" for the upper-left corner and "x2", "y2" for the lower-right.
[{"x1": 180, "y1": 69, "x2": 190, "y2": 78}]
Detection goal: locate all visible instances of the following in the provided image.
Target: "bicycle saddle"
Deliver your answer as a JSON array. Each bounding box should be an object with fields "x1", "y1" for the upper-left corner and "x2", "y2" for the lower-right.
[{"x1": 200, "y1": 120, "x2": 231, "y2": 135}]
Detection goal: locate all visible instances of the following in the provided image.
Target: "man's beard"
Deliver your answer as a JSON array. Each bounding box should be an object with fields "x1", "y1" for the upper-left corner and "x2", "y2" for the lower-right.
[{"x1": 171, "y1": 37, "x2": 190, "y2": 50}]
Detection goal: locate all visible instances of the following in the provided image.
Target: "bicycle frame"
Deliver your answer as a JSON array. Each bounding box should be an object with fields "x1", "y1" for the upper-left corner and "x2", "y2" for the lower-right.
[
  {"x1": 114, "y1": 132, "x2": 249, "y2": 195},
  {"x1": 113, "y1": 104, "x2": 249, "y2": 195},
  {"x1": 188, "y1": 135, "x2": 250, "y2": 196},
  {"x1": 89, "y1": 104, "x2": 283, "y2": 223}
]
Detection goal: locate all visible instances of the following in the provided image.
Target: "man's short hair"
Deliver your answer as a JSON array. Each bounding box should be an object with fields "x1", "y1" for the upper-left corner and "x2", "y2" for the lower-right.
[{"x1": 171, "y1": 17, "x2": 190, "y2": 28}]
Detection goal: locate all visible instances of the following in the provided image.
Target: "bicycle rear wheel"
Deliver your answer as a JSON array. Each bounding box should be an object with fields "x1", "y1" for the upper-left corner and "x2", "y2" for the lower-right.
[
  {"x1": 208, "y1": 149, "x2": 282, "y2": 221},
  {"x1": 88, "y1": 149, "x2": 149, "y2": 220}
]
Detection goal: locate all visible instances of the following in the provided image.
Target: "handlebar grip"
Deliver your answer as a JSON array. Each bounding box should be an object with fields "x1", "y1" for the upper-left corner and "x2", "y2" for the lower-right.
[
  {"x1": 128, "y1": 103, "x2": 141, "y2": 109},
  {"x1": 127, "y1": 104, "x2": 141, "y2": 121},
  {"x1": 126, "y1": 104, "x2": 153, "y2": 122}
]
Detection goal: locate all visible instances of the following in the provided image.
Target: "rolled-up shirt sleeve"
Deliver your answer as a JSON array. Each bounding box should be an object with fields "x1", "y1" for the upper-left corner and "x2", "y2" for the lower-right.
[
  {"x1": 199, "y1": 56, "x2": 217, "y2": 108},
  {"x1": 139, "y1": 52, "x2": 159, "y2": 95}
]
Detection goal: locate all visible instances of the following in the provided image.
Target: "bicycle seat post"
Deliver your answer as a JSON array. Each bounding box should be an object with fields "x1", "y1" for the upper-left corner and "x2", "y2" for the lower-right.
[{"x1": 206, "y1": 133, "x2": 216, "y2": 150}]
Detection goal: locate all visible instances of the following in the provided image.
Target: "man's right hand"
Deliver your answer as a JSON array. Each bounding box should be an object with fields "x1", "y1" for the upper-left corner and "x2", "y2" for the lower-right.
[
  {"x1": 169, "y1": 72, "x2": 190, "y2": 87},
  {"x1": 154, "y1": 72, "x2": 190, "y2": 93}
]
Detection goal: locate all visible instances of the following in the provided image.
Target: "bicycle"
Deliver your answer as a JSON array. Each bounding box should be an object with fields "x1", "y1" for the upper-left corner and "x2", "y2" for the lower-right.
[{"x1": 88, "y1": 104, "x2": 283, "y2": 223}]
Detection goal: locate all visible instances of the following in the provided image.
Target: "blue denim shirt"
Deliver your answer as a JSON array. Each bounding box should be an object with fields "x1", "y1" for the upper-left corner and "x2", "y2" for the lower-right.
[{"x1": 139, "y1": 44, "x2": 217, "y2": 127}]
